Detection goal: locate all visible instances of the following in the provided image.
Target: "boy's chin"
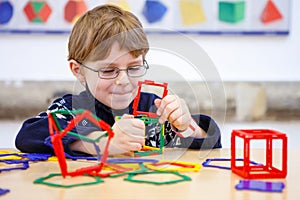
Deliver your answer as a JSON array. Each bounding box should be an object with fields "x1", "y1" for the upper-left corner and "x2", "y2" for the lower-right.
[{"x1": 110, "y1": 102, "x2": 131, "y2": 110}]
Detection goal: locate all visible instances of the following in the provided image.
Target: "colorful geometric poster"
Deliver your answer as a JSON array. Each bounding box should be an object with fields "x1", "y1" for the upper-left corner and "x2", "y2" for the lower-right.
[{"x1": 0, "y1": 0, "x2": 290, "y2": 35}]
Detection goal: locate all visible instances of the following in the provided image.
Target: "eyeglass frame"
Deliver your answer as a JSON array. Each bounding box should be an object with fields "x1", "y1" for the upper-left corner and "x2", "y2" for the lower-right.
[{"x1": 75, "y1": 59, "x2": 149, "y2": 79}]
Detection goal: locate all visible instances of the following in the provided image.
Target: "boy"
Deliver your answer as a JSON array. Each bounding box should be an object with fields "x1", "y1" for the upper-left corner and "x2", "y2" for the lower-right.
[{"x1": 15, "y1": 4, "x2": 221, "y2": 156}]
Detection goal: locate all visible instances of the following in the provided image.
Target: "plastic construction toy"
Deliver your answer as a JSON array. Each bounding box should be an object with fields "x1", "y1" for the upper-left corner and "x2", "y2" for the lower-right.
[
  {"x1": 202, "y1": 158, "x2": 262, "y2": 170},
  {"x1": 0, "y1": 160, "x2": 29, "y2": 172},
  {"x1": 231, "y1": 129, "x2": 287, "y2": 179},
  {"x1": 124, "y1": 171, "x2": 192, "y2": 185},
  {"x1": 235, "y1": 180, "x2": 285, "y2": 193},
  {"x1": 107, "y1": 158, "x2": 159, "y2": 164},
  {"x1": 0, "y1": 153, "x2": 52, "y2": 162},
  {"x1": 34, "y1": 173, "x2": 103, "y2": 188},
  {"x1": 48, "y1": 109, "x2": 114, "y2": 178},
  {"x1": 0, "y1": 188, "x2": 10, "y2": 196},
  {"x1": 87, "y1": 163, "x2": 134, "y2": 178},
  {"x1": 132, "y1": 80, "x2": 168, "y2": 118},
  {"x1": 145, "y1": 160, "x2": 201, "y2": 172},
  {"x1": 117, "y1": 80, "x2": 168, "y2": 157},
  {"x1": 115, "y1": 114, "x2": 165, "y2": 157},
  {"x1": 110, "y1": 163, "x2": 150, "y2": 178},
  {"x1": 136, "y1": 116, "x2": 165, "y2": 157}
]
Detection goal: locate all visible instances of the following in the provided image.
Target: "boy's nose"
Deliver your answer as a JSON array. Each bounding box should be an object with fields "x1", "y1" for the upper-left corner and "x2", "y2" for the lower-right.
[{"x1": 115, "y1": 70, "x2": 129, "y2": 85}]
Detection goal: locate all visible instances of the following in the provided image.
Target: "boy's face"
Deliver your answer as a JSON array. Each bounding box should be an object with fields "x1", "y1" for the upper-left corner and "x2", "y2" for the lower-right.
[{"x1": 82, "y1": 42, "x2": 143, "y2": 110}]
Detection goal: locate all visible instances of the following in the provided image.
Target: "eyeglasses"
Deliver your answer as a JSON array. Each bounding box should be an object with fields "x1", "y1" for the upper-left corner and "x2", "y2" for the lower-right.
[{"x1": 76, "y1": 60, "x2": 149, "y2": 79}]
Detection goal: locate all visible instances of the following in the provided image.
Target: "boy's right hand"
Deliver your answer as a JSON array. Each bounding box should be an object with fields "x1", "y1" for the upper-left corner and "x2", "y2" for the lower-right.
[{"x1": 107, "y1": 114, "x2": 145, "y2": 154}]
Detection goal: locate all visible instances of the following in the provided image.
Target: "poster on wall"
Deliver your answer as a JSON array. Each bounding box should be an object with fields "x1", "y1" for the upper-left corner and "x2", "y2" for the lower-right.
[{"x1": 0, "y1": 0, "x2": 290, "y2": 35}]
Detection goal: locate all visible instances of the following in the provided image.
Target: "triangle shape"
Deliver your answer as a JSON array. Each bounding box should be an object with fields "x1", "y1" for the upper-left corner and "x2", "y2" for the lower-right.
[{"x1": 261, "y1": 0, "x2": 283, "y2": 23}]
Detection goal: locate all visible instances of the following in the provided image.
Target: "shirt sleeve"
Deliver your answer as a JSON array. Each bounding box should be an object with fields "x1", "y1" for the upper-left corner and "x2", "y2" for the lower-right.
[{"x1": 165, "y1": 114, "x2": 222, "y2": 149}]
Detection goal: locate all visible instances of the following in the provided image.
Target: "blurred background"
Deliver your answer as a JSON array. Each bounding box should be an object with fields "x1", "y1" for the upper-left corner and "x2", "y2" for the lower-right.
[{"x1": 0, "y1": 0, "x2": 299, "y2": 149}]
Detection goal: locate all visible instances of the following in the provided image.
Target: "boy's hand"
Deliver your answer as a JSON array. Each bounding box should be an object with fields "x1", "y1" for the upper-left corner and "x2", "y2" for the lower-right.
[
  {"x1": 154, "y1": 95, "x2": 191, "y2": 132},
  {"x1": 108, "y1": 114, "x2": 145, "y2": 154}
]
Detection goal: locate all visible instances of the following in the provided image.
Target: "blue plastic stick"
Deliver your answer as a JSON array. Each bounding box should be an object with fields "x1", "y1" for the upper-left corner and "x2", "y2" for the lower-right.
[
  {"x1": 235, "y1": 180, "x2": 285, "y2": 192},
  {"x1": 0, "y1": 160, "x2": 29, "y2": 172},
  {"x1": 0, "y1": 188, "x2": 10, "y2": 196},
  {"x1": 202, "y1": 158, "x2": 263, "y2": 170}
]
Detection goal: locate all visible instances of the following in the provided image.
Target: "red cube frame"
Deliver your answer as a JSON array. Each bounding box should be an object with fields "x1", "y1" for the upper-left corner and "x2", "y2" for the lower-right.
[{"x1": 231, "y1": 129, "x2": 287, "y2": 179}]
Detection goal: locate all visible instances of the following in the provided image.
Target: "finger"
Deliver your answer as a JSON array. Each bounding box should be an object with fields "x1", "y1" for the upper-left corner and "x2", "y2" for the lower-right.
[
  {"x1": 170, "y1": 112, "x2": 191, "y2": 131},
  {"x1": 120, "y1": 119, "x2": 145, "y2": 138},
  {"x1": 159, "y1": 100, "x2": 179, "y2": 124},
  {"x1": 127, "y1": 132, "x2": 145, "y2": 144},
  {"x1": 156, "y1": 95, "x2": 177, "y2": 116},
  {"x1": 132, "y1": 143, "x2": 143, "y2": 151},
  {"x1": 122, "y1": 114, "x2": 134, "y2": 119},
  {"x1": 167, "y1": 99, "x2": 189, "y2": 122},
  {"x1": 126, "y1": 142, "x2": 143, "y2": 151},
  {"x1": 131, "y1": 118, "x2": 145, "y2": 129},
  {"x1": 154, "y1": 98, "x2": 161, "y2": 108},
  {"x1": 168, "y1": 106, "x2": 187, "y2": 124},
  {"x1": 117, "y1": 123, "x2": 145, "y2": 138},
  {"x1": 116, "y1": 118, "x2": 145, "y2": 134}
]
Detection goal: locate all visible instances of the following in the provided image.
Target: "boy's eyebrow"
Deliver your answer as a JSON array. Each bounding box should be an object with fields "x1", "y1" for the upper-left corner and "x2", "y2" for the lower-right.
[{"x1": 99, "y1": 59, "x2": 143, "y2": 67}]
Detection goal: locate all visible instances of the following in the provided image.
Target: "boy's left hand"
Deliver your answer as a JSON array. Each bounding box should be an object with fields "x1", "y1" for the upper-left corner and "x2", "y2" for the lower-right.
[{"x1": 154, "y1": 95, "x2": 191, "y2": 131}]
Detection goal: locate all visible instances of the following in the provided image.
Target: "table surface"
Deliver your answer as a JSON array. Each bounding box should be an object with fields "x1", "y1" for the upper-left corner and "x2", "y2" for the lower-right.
[{"x1": 0, "y1": 148, "x2": 299, "y2": 200}]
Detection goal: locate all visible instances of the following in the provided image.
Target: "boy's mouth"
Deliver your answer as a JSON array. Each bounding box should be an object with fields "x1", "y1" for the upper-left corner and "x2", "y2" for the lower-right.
[{"x1": 111, "y1": 90, "x2": 132, "y2": 95}]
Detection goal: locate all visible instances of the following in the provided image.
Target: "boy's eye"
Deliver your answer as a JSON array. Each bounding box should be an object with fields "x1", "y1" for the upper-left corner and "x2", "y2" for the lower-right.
[
  {"x1": 128, "y1": 66, "x2": 142, "y2": 72},
  {"x1": 100, "y1": 68, "x2": 117, "y2": 74}
]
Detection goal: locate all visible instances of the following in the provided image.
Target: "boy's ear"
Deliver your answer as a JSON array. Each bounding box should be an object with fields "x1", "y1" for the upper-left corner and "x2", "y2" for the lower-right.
[{"x1": 69, "y1": 60, "x2": 85, "y2": 83}]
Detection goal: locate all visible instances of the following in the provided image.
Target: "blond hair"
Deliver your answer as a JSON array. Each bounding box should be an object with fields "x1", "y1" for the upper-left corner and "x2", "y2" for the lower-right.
[{"x1": 68, "y1": 4, "x2": 149, "y2": 62}]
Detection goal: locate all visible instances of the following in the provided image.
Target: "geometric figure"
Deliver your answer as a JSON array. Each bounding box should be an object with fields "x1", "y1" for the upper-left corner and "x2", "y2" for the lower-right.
[
  {"x1": 0, "y1": 188, "x2": 10, "y2": 196},
  {"x1": 110, "y1": 163, "x2": 149, "y2": 178},
  {"x1": 0, "y1": 1, "x2": 13, "y2": 25},
  {"x1": 64, "y1": 0, "x2": 87, "y2": 24},
  {"x1": 0, "y1": 153, "x2": 22, "y2": 160},
  {"x1": 135, "y1": 116, "x2": 165, "y2": 157},
  {"x1": 142, "y1": 0, "x2": 167, "y2": 24},
  {"x1": 48, "y1": 109, "x2": 114, "y2": 178},
  {"x1": 235, "y1": 180, "x2": 285, "y2": 193},
  {"x1": 115, "y1": 114, "x2": 165, "y2": 157},
  {"x1": 179, "y1": 0, "x2": 206, "y2": 26},
  {"x1": 260, "y1": 0, "x2": 283, "y2": 24},
  {"x1": 0, "y1": 160, "x2": 29, "y2": 172},
  {"x1": 124, "y1": 171, "x2": 192, "y2": 185},
  {"x1": 23, "y1": 1, "x2": 52, "y2": 23},
  {"x1": 231, "y1": 129, "x2": 288, "y2": 179},
  {"x1": 202, "y1": 158, "x2": 262, "y2": 170},
  {"x1": 218, "y1": 1, "x2": 245, "y2": 23},
  {"x1": 0, "y1": 153, "x2": 51, "y2": 161},
  {"x1": 34, "y1": 173, "x2": 103, "y2": 188},
  {"x1": 88, "y1": 163, "x2": 134, "y2": 178},
  {"x1": 107, "y1": 158, "x2": 159, "y2": 164},
  {"x1": 18, "y1": 153, "x2": 52, "y2": 161},
  {"x1": 132, "y1": 80, "x2": 168, "y2": 118},
  {"x1": 145, "y1": 160, "x2": 201, "y2": 172}
]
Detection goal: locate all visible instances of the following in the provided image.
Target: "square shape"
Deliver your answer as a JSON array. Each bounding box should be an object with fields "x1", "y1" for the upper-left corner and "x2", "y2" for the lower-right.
[
  {"x1": 132, "y1": 80, "x2": 168, "y2": 118},
  {"x1": 218, "y1": 1, "x2": 245, "y2": 23},
  {"x1": 231, "y1": 129, "x2": 287, "y2": 179}
]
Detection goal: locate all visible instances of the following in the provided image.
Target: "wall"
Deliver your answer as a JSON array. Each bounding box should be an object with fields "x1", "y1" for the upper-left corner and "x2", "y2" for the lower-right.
[
  {"x1": 0, "y1": 1, "x2": 299, "y2": 120},
  {"x1": 0, "y1": 1, "x2": 299, "y2": 82}
]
